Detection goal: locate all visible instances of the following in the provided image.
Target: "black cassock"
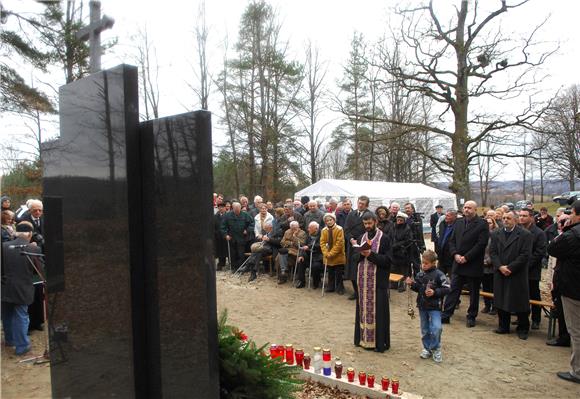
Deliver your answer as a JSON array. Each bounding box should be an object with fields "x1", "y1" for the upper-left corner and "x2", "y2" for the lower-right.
[{"x1": 354, "y1": 229, "x2": 392, "y2": 352}]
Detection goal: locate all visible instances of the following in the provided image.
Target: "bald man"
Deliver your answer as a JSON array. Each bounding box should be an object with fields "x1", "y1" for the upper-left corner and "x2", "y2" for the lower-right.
[{"x1": 441, "y1": 201, "x2": 489, "y2": 327}]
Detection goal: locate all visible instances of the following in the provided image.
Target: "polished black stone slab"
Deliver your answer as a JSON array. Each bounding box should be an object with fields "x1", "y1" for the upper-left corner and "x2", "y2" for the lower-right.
[
  {"x1": 43, "y1": 65, "x2": 141, "y2": 398},
  {"x1": 139, "y1": 111, "x2": 219, "y2": 398}
]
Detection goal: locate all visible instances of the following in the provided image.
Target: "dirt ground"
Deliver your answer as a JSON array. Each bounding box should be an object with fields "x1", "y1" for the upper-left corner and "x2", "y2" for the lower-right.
[
  {"x1": 2, "y1": 268, "x2": 578, "y2": 399},
  {"x1": 216, "y1": 270, "x2": 578, "y2": 399}
]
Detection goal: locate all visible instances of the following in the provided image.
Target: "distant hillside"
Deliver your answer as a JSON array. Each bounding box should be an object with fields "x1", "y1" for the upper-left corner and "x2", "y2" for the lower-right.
[{"x1": 431, "y1": 179, "x2": 579, "y2": 204}]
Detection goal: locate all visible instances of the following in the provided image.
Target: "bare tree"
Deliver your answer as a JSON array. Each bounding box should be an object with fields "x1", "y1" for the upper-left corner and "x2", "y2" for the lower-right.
[
  {"x1": 133, "y1": 26, "x2": 160, "y2": 120},
  {"x1": 192, "y1": 0, "x2": 210, "y2": 110},
  {"x1": 295, "y1": 42, "x2": 330, "y2": 183},
  {"x1": 539, "y1": 85, "x2": 580, "y2": 190},
  {"x1": 371, "y1": 0, "x2": 555, "y2": 201},
  {"x1": 474, "y1": 140, "x2": 505, "y2": 206}
]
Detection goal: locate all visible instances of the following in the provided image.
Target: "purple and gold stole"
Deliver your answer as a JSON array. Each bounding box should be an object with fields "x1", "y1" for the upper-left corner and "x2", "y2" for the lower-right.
[{"x1": 357, "y1": 229, "x2": 383, "y2": 349}]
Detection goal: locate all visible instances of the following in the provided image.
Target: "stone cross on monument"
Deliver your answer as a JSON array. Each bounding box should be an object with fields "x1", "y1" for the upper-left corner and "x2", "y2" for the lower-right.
[{"x1": 76, "y1": 0, "x2": 114, "y2": 73}]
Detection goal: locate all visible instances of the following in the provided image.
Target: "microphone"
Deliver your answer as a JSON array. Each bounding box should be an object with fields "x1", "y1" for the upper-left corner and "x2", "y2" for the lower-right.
[{"x1": 8, "y1": 244, "x2": 29, "y2": 249}]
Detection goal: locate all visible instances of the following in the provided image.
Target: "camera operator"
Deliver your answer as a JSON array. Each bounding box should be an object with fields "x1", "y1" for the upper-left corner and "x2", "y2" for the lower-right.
[
  {"x1": 404, "y1": 203, "x2": 426, "y2": 276},
  {"x1": 1, "y1": 221, "x2": 42, "y2": 356},
  {"x1": 548, "y1": 199, "x2": 580, "y2": 384}
]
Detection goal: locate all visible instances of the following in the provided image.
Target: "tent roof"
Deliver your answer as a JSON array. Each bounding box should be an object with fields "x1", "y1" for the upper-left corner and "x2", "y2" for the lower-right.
[{"x1": 295, "y1": 179, "x2": 455, "y2": 199}]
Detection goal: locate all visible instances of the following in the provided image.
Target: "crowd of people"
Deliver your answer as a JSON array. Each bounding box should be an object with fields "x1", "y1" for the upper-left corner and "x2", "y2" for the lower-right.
[
  {"x1": 1, "y1": 191, "x2": 578, "y2": 384},
  {"x1": 213, "y1": 193, "x2": 580, "y2": 380}
]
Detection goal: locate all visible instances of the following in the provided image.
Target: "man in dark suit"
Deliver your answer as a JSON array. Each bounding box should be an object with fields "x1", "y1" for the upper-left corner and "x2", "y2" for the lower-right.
[
  {"x1": 436, "y1": 209, "x2": 458, "y2": 276},
  {"x1": 441, "y1": 201, "x2": 489, "y2": 327},
  {"x1": 490, "y1": 210, "x2": 533, "y2": 339},
  {"x1": 1, "y1": 222, "x2": 42, "y2": 356},
  {"x1": 430, "y1": 204, "x2": 444, "y2": 252},
  {"x1": 344, "y1": 195, "x2": 373, "y2": 300},
  {"x1": 519, "y1": 208, "x2": 547, "y2": 330},
  {"x1": 20, "y1": 199, "x2": 44, "y2": 249}
]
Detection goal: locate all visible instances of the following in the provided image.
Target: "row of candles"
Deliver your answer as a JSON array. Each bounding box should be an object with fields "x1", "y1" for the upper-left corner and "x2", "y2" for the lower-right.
[{"x1": 269, "y1": 344, "x2": 400, "y2": 395}]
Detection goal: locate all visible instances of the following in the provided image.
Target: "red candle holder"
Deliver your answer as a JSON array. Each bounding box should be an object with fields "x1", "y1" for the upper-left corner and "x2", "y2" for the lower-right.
[
  {"x1": 295, "y1": 349, "x2": 304, "y2": 367},
  {"x1": 276, "y1": 344, "x2": 285, "y2": 361},
  {"x1": 347, "y1": 367, "x2": 355, "y2": 382},
  {"x1": 381, "y1": 376, "x2": 390, "y2": 391},
  {"x1": 322, "y1": 348, "x2": 331, "y2": 362},
  {"x1": 303, "y1": 354, "x2": 311, "y2": 370},
  {"x1": 285, "y1": 344, "x2": 294, "y2": 365},
  {"x1": 358, "y1": 371, "x2": 366, "y2": 385},
  {"x1": 334, "y1": 360, "x2": 343, "y2": 379},
  {"x1": 392, "y1": 378, "x2": 399, "y2": 395},
  {"x1": 367, "y1": 374, "x2": 375, "y2": 388},
  {"x1": 269, "y1": 344, "x2": 277, "y2": 359}
]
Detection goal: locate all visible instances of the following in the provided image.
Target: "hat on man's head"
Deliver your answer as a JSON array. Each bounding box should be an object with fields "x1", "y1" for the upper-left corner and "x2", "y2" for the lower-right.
[
  {"x1": 16, "y1": 221, "x2": 34, "y2": 232},
  {"x1": 300, "y1": 196, "x2": 310, "y2": 205},
  {"x1": 435, "y1": 204, "x2": 443, "y2": 209},
  {"x1": 396, "y1": 212, "x2": 408, "y2": 220}
]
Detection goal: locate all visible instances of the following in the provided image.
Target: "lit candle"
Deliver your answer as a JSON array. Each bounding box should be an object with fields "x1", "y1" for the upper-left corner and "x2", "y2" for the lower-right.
[
  {"x1": 358, "y1": 370, "x2": 366, "y2": 385},
  {"x1": 381, "y1": 376, "x2": 390, "y2": 391},
  {"x1": 347, "y1": 367, "x2": 355, "y2": 383},
  {"x1": 367, "y1": 374, "x2": 375, "y2": 388},
  {"x1": 295, "y1": 349, "x2": 304, "y2": 367},
  {"x1": 392, "y1": 378, "x2": 399, "y2": 395},
  {"x1": 285, "y1": 344, "x2": 294, "y2": 365}
]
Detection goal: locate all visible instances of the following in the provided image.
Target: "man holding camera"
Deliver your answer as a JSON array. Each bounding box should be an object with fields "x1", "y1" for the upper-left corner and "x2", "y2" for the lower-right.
[
  {"x1": 1, "y1": 222, "x2": 42, "y2": 356},
  {"x1": 548, "y1": 199, "x2": 580, "y2": 384}
]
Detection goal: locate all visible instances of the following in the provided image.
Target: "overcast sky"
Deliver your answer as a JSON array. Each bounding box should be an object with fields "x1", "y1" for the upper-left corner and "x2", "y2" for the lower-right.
[{"x1": 2, "y1": 0, "x2": 579, "y2": 180}]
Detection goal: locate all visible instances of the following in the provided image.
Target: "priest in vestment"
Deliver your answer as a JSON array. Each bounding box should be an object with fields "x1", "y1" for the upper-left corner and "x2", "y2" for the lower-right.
[{"x1": 353, "y1": 212, "x2": 392, "y2": 352}]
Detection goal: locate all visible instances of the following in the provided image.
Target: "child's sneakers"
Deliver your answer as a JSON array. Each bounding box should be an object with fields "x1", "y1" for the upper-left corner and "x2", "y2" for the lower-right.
[
  {"x1": 432, "y1": 349, "x2": 443, "y2": 363},
  {"x1": 419, "y1": 348, "x2": 431, "y2": 359}
]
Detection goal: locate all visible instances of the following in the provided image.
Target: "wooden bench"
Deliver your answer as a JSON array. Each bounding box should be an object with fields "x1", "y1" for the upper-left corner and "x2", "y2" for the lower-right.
[
  {"x1": 389, "y1": 273, "x2": 404, "y2": 283},
  {"x1": 461, "y1": 290, "x2": 556, "y2": 339}
]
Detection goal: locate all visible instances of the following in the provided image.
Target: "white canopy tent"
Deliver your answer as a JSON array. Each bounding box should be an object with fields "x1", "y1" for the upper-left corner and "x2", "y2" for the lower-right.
[{"x1": 294, "y1": 179, "x2": 457, "y2": 219}]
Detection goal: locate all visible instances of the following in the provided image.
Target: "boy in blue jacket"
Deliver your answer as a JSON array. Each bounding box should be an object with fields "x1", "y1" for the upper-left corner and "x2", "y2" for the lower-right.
[{"x1": 406, "y1": 250, "x2": 450, "y2": 363}]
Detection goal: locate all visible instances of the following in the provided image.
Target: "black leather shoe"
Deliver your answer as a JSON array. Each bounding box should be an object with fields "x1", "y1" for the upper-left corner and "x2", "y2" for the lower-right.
[
  {"x1": 546, "y1": 338, "x2": 570, "y2": 347},
  {"x1": 531, "y1": 321, "x2": 540, "y2": 330},
  {"x1": 494, "y1": 328, "x2": 510, "y2": 334},
  {"x1": 278, "y1": 273, "x2": 288, "y2": 284},
  {"x1": 441, "y1": 317, "x2": 450, "y2": 324},
  {"x1": 348, "y1": 293, "x2": 356, "y2": 300},
  {"x1": 466, "y1": 319, "x2": 476, "y2": 328},
  {"x1": 556, "y1": 371, "x2": 580, "y2": 384},
  {"x1": 517, "y1": 331, "x2": 528, "y2": 340},
  {"x1": 295, "y1": 280, "x2": 305, "y2": 289},
  {"x1": 248, "y1": 272, "x2": 257, "y2": 282},
  {"x1": 481, "y1": 306, "x2": 490, "y2": 314},
  {"x1": 488, "y1": 308, "x2": 497, "y2": 315},
  {"x1": 337, "y1": 286, "x2": 345, "y2": 295}
]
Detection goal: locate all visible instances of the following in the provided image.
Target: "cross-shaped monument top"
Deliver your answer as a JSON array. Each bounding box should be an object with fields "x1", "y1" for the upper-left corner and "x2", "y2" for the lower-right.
[{"x1": 76, "y1": 0, "x2": 114, "y2": 74}]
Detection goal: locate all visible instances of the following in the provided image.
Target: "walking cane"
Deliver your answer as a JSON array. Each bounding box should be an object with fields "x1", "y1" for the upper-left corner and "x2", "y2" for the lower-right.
[
  {"x1": 227, "y1": 239, "x2": 232, "y2": 271},
  {"x1": 307, "y1": 237, "x2": 315, "y2": 289},
  {"x1": 293, "y1": 244, "x2": 301, "y2": 285},
  {"x1": 321, "y1": 259, "x2": 328, "y2": 297}
]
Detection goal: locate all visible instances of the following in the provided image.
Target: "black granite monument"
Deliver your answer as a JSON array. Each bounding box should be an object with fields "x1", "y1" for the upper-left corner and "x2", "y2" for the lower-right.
[{"x1": 43, "y1": 64, "x2": 218, "y2": 398}]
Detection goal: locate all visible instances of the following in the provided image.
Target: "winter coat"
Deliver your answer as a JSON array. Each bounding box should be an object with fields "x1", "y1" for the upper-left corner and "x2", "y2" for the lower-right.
[
  {"x1": 220, "y1": 210, "x2": 254, "y2": 243},
  {"x1": 490, "y1": 226, "x2": 532, "y2": 313},
  {"x1": 449, "y1": 217, "x2": 489, "y2": 278},
  {"x1": 303, "y1": 209, "x2": 325, "y2": 229},
  {"x1": 254, "y1": 212, "x2": 274, "y2": 237},
  {"x1": 320, "y1": 224, "x2": 346, "y2": 266},
  {"x1": 410, "y1": 267, "x2": 450, "y2": 311},
  {"x1": 527, "y1": 224, "x2": 547, "y2": 281},
  {"x1": 391, "y1": 223, "x2": 412, "y2": 267},
  {"x1": 547, "y1": 222, "x2": 580, "y2": 300},
  {"x1": 1, "y1": 237, "x2": 41, "y2": 305},
  {"x1": 280, "y1": 228, "x2": 307, "y2": 257}
]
